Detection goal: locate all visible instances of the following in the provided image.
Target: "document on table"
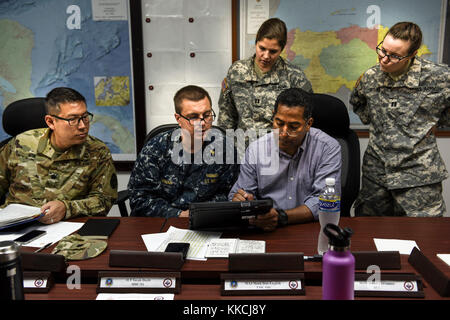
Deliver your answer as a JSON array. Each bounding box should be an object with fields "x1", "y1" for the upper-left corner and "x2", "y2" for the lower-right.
[
  {"x1": 373, "y1": 238, "x2": 419, "y2": 255},
  {"x1": 437, "y1": 254, "x2": 450, "y2": 267},
  {"x1": 0, "y1": 204, "x2": 42, "y2": 229},
  {"x1": 141, "y1": 226, "x2": 221, "y2": 261},
  {"x1": 0, "y1": 221, "x2": 84, "y2": 247},
  {"x1": 204, "y1": 238, "x2": 266, "y2": 258}
]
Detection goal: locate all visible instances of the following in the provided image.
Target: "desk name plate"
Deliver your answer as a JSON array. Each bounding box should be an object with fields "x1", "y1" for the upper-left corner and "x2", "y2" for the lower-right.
[
  {"x1": 23, "y1": 271, "x2": 53, "y2": 293},
  {"x1": 221, "y1": 273, "x2": 305, "y2": 296},
  {"x1": 97, "y1": 271, "x2": 180, "y2": 294},
  {"x1": 354, "y1": 273, "x2": 424, "y2": 298}
]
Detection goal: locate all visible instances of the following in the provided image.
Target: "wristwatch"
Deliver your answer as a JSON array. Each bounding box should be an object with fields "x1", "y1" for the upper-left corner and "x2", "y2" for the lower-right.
[{"x1": 276, "y1": 209, "x2": 288, "y2": 227}]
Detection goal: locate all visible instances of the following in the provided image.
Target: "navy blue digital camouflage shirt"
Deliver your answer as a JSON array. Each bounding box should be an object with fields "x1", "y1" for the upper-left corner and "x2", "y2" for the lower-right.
[{"x1": 128, "y1": 127, "x2": 239, "y2": 217}]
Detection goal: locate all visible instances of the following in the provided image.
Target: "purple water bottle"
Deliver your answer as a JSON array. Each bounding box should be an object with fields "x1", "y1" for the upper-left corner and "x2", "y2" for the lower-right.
[{"x1": 322, "y1": 223, "x2": 354, "y2": 300}]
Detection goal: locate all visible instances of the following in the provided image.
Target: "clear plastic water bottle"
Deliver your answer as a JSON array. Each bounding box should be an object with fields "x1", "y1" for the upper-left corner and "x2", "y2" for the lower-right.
[
  {"x1": 317, "y1": 177, "x2": 340, "y2": 255},
  {"x1": 322, "y1": 223, "x2": 355, "y2": 300}
]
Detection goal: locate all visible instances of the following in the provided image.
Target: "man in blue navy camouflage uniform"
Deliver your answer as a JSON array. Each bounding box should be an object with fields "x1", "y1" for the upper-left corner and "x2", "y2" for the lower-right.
[{"x1": 128, "y1": 85, "x2": 239, "y2": 217}]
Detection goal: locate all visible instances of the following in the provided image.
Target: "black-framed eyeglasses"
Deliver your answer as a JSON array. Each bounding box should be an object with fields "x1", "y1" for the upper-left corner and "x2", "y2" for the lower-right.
[
  {"x1": 177, "y1": 109, "x2": 216, "y2": 126},
  {"x1": 51, "y1": 112, "x2": 93, "y2": 126},
  {"x1": 376, "y1": 42, "x2": 411, "y2": 63}
]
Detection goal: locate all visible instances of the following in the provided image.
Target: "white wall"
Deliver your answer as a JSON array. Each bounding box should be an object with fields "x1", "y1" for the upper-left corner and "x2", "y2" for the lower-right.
[{"x1": 108, "y1": 137, "x2": 450, "y2": 217}]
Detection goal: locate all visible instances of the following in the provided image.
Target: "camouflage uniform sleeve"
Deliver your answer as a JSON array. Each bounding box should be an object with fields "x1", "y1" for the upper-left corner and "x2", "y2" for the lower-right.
[
  {"x1": 292, "y1": 69, "x2": 313, "y2": 93},
  {"x1": 217, "y1": 74, "x2": 239, "y2": 130},
  {"x1": 437, "y1": 72, "x2": 450, "y2": 127},
  {"x1": 62, "y1": 148, "x2": 118, "y2": 219},
  {"x1": 285, "y1": 60, "x2": 313, "y2": 93},
  {"x1": 349, "y1": 73, "x2": 370, "y2": 124},
  {"x1": 127, "y1": 143, "x2": 181, "y2": 218},
  {"x1": 0, "y1": 140, "x2": 13, "y2": 200}
]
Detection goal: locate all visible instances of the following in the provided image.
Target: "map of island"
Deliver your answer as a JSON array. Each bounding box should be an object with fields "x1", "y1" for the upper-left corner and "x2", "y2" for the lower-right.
[{"x1": 0, "y1": 0, "x2": 136, "y2": 160}]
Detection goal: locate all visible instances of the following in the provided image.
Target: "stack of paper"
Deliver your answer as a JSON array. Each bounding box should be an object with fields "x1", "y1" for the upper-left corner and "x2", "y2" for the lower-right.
[
  {"x1": 204, "y1": 238, "x2": 266, "y2": 258},
  {"x1": 0, "y1": 221, "x2": 84, "y2": 248},
  {"x1": 0, "y1": 204, "x2": 42, "y2": 229},
  {"x1": 373, "y1": 238, "x2": 419, "y2": 255},
  {"x1": 141, "y1": 226, "x2": 222, "y2": 261}
]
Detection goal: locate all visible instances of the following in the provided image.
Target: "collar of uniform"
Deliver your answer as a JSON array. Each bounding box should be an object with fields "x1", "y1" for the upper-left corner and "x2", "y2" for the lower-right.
[
  {"x1": 37, "y1": 128, "x2": 86, "y2": 160},
  {"x1": 378, "y1": 56, "x2": 421, "y2": 88},
  {"x1": 243, "y1": 55, "x2": 284, "y2": 84},
  {"x1": 401, "y1": 56, "x2": 421, "y2": 88},
  {"x1": 242, "y1": 55, "x2": 260, "y2": 82},
  {"x1": 169, "y1": 127, "x2": 221, "y2": 166}
]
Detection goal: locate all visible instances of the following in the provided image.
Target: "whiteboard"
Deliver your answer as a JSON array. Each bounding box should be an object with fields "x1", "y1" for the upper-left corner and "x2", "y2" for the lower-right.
[{"x1": 141, "y1": 0, "x2": 232, "y2": 131}]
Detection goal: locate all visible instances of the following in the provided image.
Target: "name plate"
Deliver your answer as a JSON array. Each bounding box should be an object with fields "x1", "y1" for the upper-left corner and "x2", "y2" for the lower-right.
[
  {"x1": 221, "y1": 273, "x2": 305, "y2": 296},
  {"x1": 354, "y1": 273, "x2": 424, "y2": 298},
  {"x1": 97, "y1": 271, "x2": 180, "y2": 294},
  {"x1": 23, "y1": 271, "x2": 53, "y2": 293}
]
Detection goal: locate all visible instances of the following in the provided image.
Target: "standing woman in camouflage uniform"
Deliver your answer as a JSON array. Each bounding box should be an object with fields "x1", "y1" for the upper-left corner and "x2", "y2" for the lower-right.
[
  {"x1": 0, "y1": 87, "x2": 118, "y2": 224},
  {"x1": 218, "y1": 18, "x2": 312, "y2": 132},
  {"x1": 350, "y1": 22, "x2": 450, "y2": 217}
]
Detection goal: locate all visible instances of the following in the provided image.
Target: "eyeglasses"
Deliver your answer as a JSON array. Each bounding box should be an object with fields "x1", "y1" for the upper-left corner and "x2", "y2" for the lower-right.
[
  {"x1": 277, "y1": 128, "x2": 302, "y2": 137},
  {"x1": 51, "y1": 112, "x2": 93, "y2": 126},
  {"x1": 177, "y1": 110, "x2": 216, "y2": 126},
  {"x1": 376, "y1": 42, "x2": 411, "y2": 63}
]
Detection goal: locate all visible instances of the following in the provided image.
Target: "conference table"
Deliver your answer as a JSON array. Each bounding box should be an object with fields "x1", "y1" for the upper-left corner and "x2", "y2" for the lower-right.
[{"x1": 23, "y1": 216, "x2": 450, "y2": 300}]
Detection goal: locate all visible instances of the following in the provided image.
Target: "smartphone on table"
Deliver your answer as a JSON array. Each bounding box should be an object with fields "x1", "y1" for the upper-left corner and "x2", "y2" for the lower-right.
[
  {"x1": 14, "y1": 230, "x2": 46, "y2": 244},
  {"x1": 165, "y1": 242, "x2": 190, "y2": 260}
]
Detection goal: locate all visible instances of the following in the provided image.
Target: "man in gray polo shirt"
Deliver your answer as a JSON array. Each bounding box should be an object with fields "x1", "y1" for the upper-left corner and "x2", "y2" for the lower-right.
[{"x1": 229, "y1": 88, "x2": 341, "y2": 231}]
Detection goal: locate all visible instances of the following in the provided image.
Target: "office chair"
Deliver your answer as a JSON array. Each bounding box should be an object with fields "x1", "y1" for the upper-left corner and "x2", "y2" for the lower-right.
[
  {"x1": 311, "y1": 93, "x2": 360, "y2": 217},
  {"x1": 1, "y1": 97, "x2": 48, "y2": 149},
  {"x1": 116, "y1": 124, "x2": 179, "y2": 217},
  {"x1": 0, "y1": 98, "x2": 47, "y2": 204}
]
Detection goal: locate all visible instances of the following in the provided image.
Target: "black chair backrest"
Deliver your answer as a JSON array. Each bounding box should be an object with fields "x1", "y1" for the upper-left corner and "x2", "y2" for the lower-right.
[
  {"x1": 3, "y1": 97, "x2": 47, "y2": 137},
  {"x1": 311, "y1": 93, "x2": 360, "y2": 216},
  {"x1": 143, "y1": 124, "x2": 179, "y2": 146},
  {"x1": 1, "y1": 97, "x2": 48, "y2": 150},
  {"x1": 311, "y1": 94, "x2": 350, "y2": 138}
]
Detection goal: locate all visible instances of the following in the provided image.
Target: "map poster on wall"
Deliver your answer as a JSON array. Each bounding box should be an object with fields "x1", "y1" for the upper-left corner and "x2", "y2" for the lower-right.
[
  {"x1": 0, "y1": 0, "x2": 136, "y2": 161},
  {"x1": 241, "y1": 0, "x2": 447, "y2": 128}
]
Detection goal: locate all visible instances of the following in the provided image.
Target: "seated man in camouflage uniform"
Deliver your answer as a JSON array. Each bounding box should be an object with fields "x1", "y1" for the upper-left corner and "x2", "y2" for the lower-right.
[
  {"x1": 128, "y1": 85, "x2": 239, "y2": 218},
  {"x1": 350, "y1": 22, "x2": 450, "y2": 217},
  {"x1": 0, "y1": 87, "x2": 118, "y2": 224}
]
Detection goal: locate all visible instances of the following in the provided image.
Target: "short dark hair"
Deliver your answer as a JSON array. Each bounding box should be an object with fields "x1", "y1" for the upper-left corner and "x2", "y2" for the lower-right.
[
  {"x1": 45, "y1": 87, "x2": 86, "y2": 115},
  {"x1": 274, "y1": 88, "x2": 313, "y2": 121},
  {"x1": 173, "y1": 85, "x2": 212, "y2": 114},
  {"x1": 385, "y1": 22, "x2": 422, "y2": 55},
  {"x1": 255, "y1": 18, "x2": 287, "y2": 50}
]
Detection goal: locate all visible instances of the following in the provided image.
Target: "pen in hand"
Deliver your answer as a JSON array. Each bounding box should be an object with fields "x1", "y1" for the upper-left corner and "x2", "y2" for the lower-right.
[{"x1": 34, "y1": 242, "x2": 52, "y2": 253}]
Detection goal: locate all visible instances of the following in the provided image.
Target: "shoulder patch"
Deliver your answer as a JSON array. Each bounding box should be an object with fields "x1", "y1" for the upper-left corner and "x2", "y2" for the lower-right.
[
  {"x1": 221, "y1": 77, "x2": 228, "y2": 92},
  {"x1": 354, "y1": 73, "x2": 364, "y2": 89}
]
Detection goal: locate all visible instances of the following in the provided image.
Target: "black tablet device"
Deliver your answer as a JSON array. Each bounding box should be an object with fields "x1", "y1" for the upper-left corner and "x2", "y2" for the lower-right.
[
  {"x1": 77, "y1": 218, "x2": 120, "y2": 237},
  {"x1": 189, "y1": 199, "x2": 273, "y2": 231}
]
